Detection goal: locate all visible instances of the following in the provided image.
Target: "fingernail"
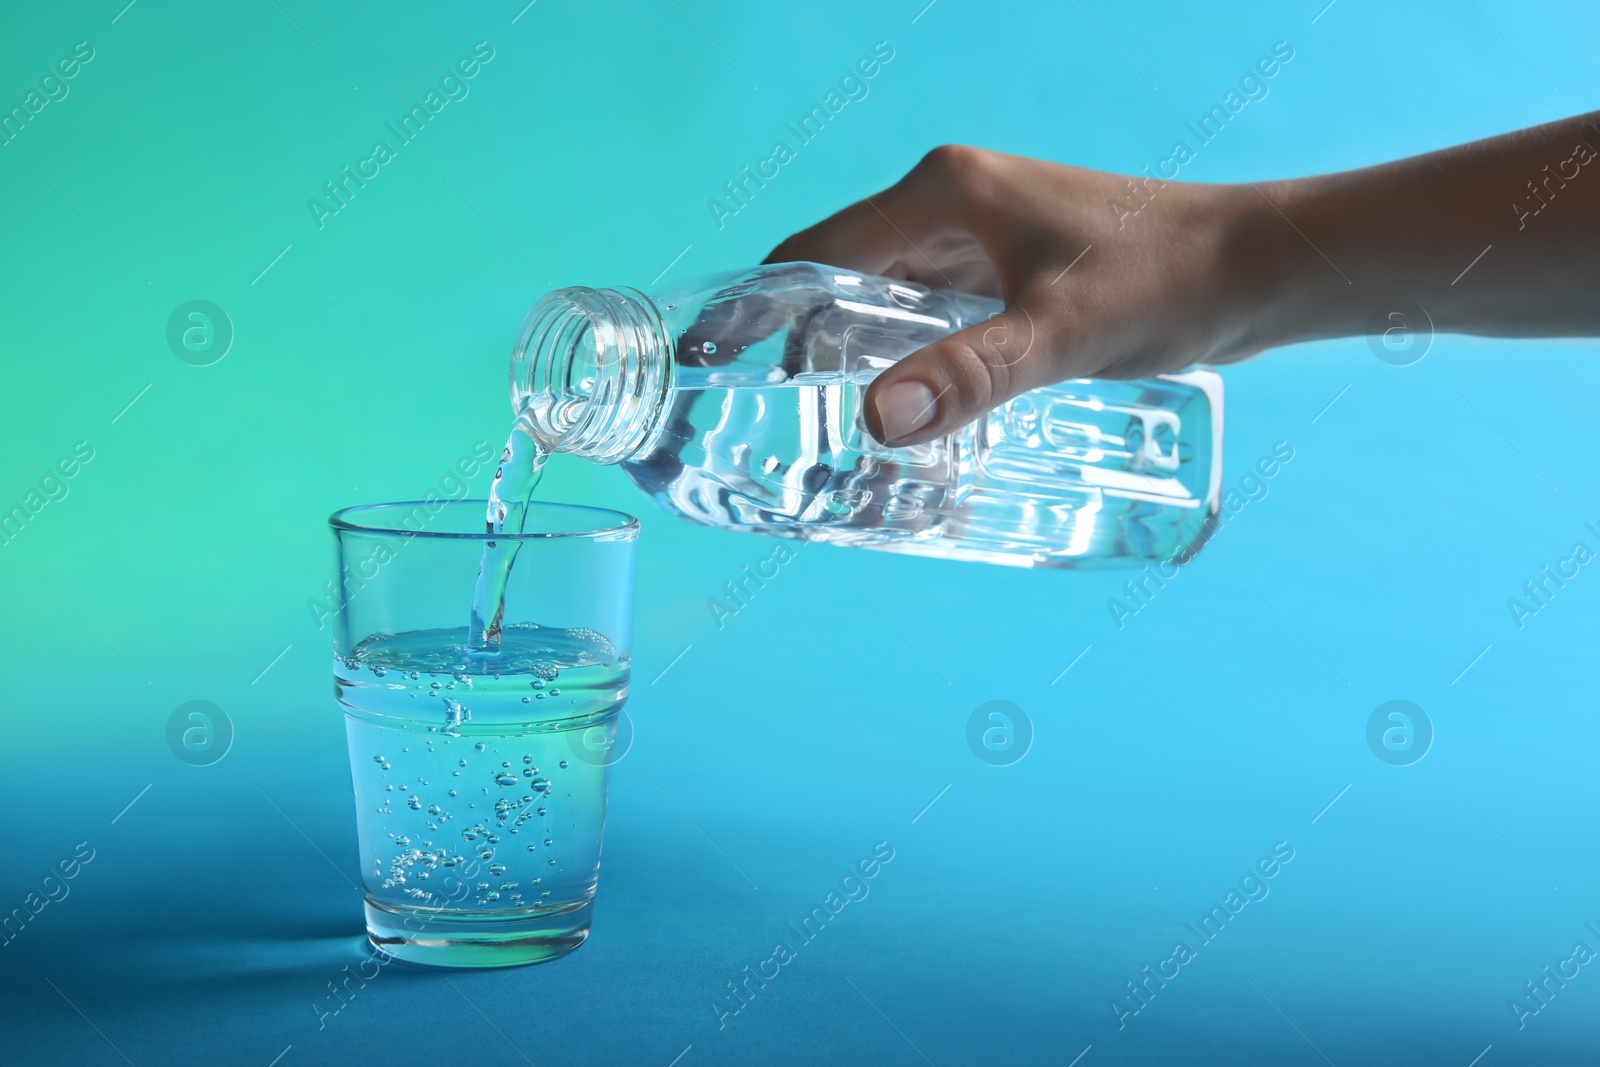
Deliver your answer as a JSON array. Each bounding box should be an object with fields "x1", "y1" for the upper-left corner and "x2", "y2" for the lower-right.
[{"x1": 874, "y1": 380, "x2": 939, "y2": 443}]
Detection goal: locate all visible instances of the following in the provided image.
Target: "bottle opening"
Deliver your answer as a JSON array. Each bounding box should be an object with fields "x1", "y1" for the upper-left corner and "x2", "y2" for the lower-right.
[{"x1": 511, "y1": 286, "x2": 674, "y2": 463}]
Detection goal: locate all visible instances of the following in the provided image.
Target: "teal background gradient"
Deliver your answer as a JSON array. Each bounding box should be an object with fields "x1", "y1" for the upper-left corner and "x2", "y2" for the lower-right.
[{"x1": 3, "y1": 1, "x2": 1600, "y2": 1064}]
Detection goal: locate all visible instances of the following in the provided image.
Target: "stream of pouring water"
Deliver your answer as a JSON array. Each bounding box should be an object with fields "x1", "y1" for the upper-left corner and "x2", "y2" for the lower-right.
[{"x1": 469, "y1": 413, "x2": 549, "y2": 652}]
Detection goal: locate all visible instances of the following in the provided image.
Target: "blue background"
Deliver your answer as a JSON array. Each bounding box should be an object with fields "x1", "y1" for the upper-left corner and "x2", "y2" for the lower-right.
[{"x1": 2, "y1": 1, "x2": 1598, "y2": 1064}]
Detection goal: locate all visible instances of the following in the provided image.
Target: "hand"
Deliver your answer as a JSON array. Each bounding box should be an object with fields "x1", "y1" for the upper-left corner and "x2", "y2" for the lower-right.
[
  {"x1": 764, "y1": 145, "x2": 1269, "y2": 447},
  {"x1": 765, "y1": 111, "x2": 1600, "y2": 448}
]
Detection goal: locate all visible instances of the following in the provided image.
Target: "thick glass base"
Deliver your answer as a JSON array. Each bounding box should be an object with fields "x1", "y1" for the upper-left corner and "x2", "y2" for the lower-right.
[{"x1": 365, "y1": 896, "x2": 592, "y2": 968}]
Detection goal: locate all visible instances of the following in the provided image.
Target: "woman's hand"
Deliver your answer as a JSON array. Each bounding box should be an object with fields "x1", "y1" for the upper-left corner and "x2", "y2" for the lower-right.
[
  {"x1": 764, "y1": 145, "x2": 1271, "y2": 446},
  {"x1": 765, "y1": 112, "x2": 1600, "y2": 447}
]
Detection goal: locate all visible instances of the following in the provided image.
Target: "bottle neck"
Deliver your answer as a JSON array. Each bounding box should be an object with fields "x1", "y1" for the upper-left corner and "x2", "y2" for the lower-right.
[{"x1": 510, "y1": 286, "x2": 674, "y2": 463}]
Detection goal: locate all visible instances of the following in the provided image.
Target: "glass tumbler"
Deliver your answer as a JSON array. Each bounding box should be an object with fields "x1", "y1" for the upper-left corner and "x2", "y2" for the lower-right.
[{"x1": 329, "y1": 500, "x2": 637, "y2": 967}]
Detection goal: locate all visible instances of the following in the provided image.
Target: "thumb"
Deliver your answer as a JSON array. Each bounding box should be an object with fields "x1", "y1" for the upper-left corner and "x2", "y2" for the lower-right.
[{"x1": 863, "y1": 300, "x2": 1062, "y2": 447}]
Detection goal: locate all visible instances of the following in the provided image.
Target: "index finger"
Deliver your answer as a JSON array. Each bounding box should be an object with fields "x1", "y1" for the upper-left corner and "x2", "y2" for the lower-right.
[{"x1": 762, "y1": 187, "x2": 915, "y2": 276}]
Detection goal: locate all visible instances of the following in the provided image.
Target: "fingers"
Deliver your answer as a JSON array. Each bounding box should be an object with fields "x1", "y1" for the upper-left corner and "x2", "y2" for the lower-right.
[
  {"x1": 764, "y1": 146, "x2": 1075, "y2": 446},
  {"x1": 763, "y1": 195, "x2": 911, "y2": 277},
  {"x1": 863, "y1": 292, "x2": 1068, "y2": 448}
]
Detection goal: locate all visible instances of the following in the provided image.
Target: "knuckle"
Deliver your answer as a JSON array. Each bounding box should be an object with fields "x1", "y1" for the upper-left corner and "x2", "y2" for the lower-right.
[
  {"x1": 977, "y1": 307, "x2": 1039, "y2": 371},
  {"x1": 940, "y1": 337, "x2": 1008, "y2": 412},
  {"x1": 914, "y1": 143, "x2": 986, "y2": 183}
]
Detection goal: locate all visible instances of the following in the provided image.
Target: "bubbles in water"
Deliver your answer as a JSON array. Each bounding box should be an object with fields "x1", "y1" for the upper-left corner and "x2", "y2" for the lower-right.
[
  {"x1": 567, "y1": 626, "x2": 617, "y2": 663},
  {"x1": 703, "y1": 341, "x2": 717, "y2": 354},
  {"x1": 346, "y1": 633, "x2": 621, "y2": 922}
]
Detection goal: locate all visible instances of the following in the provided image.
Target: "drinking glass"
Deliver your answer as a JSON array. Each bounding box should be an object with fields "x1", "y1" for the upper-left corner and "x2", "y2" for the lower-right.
[{"x1": 329, "y1": 500, "x2": 637, "y2": 967}]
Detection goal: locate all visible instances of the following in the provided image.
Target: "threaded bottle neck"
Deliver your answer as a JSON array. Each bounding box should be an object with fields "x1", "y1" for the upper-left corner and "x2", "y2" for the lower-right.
[{"x1": 510, "y1": 286, "x2": 674, "y2": 463}]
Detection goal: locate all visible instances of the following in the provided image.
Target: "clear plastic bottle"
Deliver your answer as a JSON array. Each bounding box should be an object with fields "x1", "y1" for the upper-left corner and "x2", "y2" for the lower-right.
[{"x1": 511, "y1": 261, "x2": 1222, "y2": 569}]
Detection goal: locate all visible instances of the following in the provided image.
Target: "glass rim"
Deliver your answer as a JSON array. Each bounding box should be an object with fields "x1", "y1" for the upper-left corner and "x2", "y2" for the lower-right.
[{"x1": 328, "y1": 500, "x2": 640, "y2": 542}]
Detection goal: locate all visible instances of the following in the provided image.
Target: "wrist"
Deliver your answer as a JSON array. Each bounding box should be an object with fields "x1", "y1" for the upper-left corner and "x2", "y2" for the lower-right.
[{"x1": 1218, "y1": 176, "x2": 1365, "y2": 353}]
